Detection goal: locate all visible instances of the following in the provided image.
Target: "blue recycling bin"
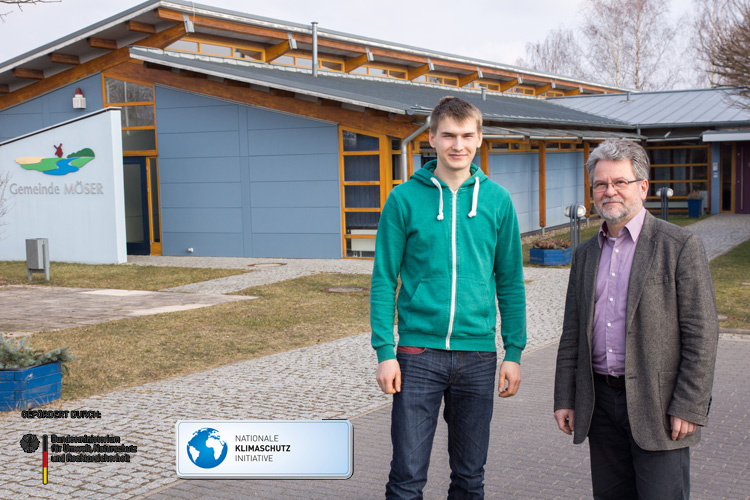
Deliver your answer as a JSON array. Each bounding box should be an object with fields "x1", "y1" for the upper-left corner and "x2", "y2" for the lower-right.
[{"x1": 687, "y1": 198, "x2": 703, "y2": 218}]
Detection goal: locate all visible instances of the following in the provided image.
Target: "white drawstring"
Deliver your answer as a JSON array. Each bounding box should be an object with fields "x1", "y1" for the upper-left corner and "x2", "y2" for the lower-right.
[
  {"x1": 430, "y1": 177, "x2": 444, "y2": 220},
  {"x1": 468, "y1": 176, "x2": 479, "y2": 218}
]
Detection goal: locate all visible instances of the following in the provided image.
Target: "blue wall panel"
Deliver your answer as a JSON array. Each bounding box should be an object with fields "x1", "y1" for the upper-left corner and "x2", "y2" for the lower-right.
[
  {"x1": 249, "y1": 180, "x2": 339, "y2": 208},
  {"x1": 155, "y1": 86, "x2": 341, "y2": 258},
  {"x1": 248, "y1": 127, "x2": 337, "y2": 156},
  {"x1": 159, "y1": 157, "x2": 242, "y2": 183},
  {"x1": 158, "y1": 131, "x2": 241, "y2": 158},
  {"x1": 156, "y1": 106, "x2": 239, "y2": 134},
  {"x1": 488, "y1": 151, "x2": 585, "y2": 234},
  {"x1": 247, "y1": 154, "x2": 339, "y2": 182},
  {"x1": 252, "y1": 233, "x2": 341, "y2": 258},
  {"x1": 251, "y1": 207, "x2": 340, "y2": 234},
  {"x1": 160, "y1": 183, "x2": 242, "y2": 208},
  {"x1": 0, "y1": 74, "x2": 103, "y2": 142}
]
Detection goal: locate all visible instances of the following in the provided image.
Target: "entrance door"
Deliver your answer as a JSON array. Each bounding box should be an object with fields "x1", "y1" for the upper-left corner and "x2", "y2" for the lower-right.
[
  {"x1": 737, "y1": 143, "x2": 750, "y2": 214},
  {"x1": 123, "y1": 157, "x2": 150, "y2": 255}
]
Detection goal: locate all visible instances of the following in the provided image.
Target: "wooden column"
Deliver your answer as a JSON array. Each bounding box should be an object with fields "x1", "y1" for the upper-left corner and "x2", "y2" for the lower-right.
[
  {"x1": 538, "y1": 142, "x2": 546, "y2": 230},
  {"x1": 583, "y1": 141, "x2": 591, "y2": 216},
  {"x1": 480, "y1": 140, "x2": 489, "y2": 176}
]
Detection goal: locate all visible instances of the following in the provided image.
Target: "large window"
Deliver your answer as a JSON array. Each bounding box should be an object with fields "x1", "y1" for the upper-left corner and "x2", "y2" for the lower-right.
[
  {"x1": 340, "y1": 129, "x2": 403, "y2": 258},
  {"x1": 103, "y1": 77, "x2": 157, "y2": 153},
  {"x1": 646, "y1": 144, "x2": 710, "y2": 212}
]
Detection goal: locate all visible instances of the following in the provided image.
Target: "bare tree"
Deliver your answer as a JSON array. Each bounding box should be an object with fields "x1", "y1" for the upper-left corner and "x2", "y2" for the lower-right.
[
  {"x1": 695, "y1": 0, "x2": 750, "y2": 98},
  {"x1": 521, "y1": 0, "x2": 684, "y2": 90},
  {"x1": 0, "y1": 171, "x2": 13, "y2": 239},
  {"x1": 521, "y1": 28, "x2": 587, "y2": 79},
  {"x1": 0, "y1": 0, "x2": 59, "y2": 22},
  {"x1": 580, "y1": 0, "x2": 681, "y2": 90}
]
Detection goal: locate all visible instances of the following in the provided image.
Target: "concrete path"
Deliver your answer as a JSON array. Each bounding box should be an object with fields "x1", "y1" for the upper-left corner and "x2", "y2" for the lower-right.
[
  {"x1": 0, "y1": 213, "x2": 747, "y2": 499},
  {"x1": 0, "y1": 285, "x2": 253, "y2": 337}
]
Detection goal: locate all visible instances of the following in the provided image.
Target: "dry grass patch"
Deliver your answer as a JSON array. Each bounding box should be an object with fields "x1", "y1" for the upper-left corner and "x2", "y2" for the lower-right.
[
  {"x1": 26, "y1": 273, "x2": 371, "y2": 401},
  {"x1": 710, "y1": 239, "x2": 750, "y2": 330},
  {"x1": 0, "y1": 261, "x2": 245, "y2": 290}
]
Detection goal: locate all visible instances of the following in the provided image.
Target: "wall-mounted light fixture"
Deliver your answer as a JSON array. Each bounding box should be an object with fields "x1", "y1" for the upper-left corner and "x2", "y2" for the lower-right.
[{"x1": 72, "y1": 88, "x2": 86, "y2": 109}]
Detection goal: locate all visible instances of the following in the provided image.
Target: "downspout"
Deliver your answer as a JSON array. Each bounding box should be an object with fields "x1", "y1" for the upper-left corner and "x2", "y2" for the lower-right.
[
  {"x1": 401, "y1": 117, "x2": 431, "y2": 182},
  {"x1": 312, "y1": 22, "x2": 318, "y2": 77}
]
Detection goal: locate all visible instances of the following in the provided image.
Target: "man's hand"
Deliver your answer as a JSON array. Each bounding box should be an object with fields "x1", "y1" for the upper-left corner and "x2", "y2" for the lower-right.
[
  {"x1": 376, "y1": 359, "x2": 401, "y2": 394},
  {"x1": 670, "y1": 415, "x2": 697, "y2": 441},
  {"x1": 498, "y1": 361, "x2": 521, "y2": 397},
  {"x1": 554, "y1": 409, "x2": 575, "y2": 435}
]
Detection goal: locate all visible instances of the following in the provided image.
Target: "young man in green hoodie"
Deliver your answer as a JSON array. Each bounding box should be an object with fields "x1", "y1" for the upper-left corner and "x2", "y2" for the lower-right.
[{"x1": 371, "y1": 96, "x2": 527, "y2": 499}]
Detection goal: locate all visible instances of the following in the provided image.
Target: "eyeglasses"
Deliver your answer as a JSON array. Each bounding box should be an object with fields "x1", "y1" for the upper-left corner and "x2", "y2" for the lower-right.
[{"x1": 592, "y1": 179, "x2": 643, "y2": 193}]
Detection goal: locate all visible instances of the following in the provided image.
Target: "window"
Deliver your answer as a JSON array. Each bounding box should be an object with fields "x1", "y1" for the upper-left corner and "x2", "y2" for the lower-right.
[
  {"x1": 340, "y1": 129, "x2": 404, "y2": 258},
  {"x1": 104, "y1": 78, "x2": 156, "y2": 153},
  {"x1": 645, "y1": 145, "x2": 710, "y2": 209}
]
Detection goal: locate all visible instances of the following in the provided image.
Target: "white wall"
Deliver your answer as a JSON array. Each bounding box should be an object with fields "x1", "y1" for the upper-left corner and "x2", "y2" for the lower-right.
[{"x1": 0, "y1": 108, "x2": 126, "y2": 264}]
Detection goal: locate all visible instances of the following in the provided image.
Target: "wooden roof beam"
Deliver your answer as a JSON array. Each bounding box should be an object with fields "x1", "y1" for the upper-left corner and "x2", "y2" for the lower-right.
[
  {"x1": 13, "y1": 68, "x2": 44, "y2": 80},
  {"x1": 459, "y1": 67, "x2": 483, "y2": 87},
  {"x1": 534, "y1": 81, "x2": 555, "y2": 96},
  {"x1": 0, "y1": 84, "x2": 9, "y2": 94},
  {"x1": 88, "y1": 37, "x2": 118, "y2": 50},
  {"x1": 0, "y1": 24, "x2": 186, "y2": 112},
  {"x1": 499, "y1": 77, "x2": 522, "y2": 92},
  {"x1": 344, "y1": 48, "x2": 373, "y2": 73},
  {"x1": 563, "y1": 86, "x2": 583, "y2": 96},
  {"x1": 264, "y1": 34, "x2": 297, "y2": 63},
  {"x1": 49, "y1": 53, "x2": 80, "y2": 65},
  {"x1": 127, "y1": 20, "x2": 157, "y2": 34},
  {"x1": 407, "y1": 60, "x2": 432, "y2": 80}
]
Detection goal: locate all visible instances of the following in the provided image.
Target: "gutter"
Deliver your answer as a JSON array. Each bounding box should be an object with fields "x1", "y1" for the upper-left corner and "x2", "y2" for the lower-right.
[{"x1": 401, "y1": 118, "x2": 430, "y2": 182}]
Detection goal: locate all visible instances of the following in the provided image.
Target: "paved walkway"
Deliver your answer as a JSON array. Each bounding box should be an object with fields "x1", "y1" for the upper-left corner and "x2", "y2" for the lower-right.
[{"x1": 0, "y1": 214, "x2": 747, "y2": 499}]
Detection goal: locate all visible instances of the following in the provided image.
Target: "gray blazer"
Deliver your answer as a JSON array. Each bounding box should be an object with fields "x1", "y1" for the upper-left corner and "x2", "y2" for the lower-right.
[{"x1": 554, "y1": 211, "x2": 719, "y2": 451}]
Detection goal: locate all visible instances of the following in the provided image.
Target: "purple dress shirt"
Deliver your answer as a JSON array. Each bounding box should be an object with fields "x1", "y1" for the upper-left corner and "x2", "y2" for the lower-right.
[{"x1": 592, "y1": 208, "x2": 647, "y2": 377}]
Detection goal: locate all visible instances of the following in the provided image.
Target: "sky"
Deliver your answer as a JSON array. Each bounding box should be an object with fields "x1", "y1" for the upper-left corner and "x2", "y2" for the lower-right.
[{"x1": 0, "y1": 0, "x2": 694, "y2": 67}]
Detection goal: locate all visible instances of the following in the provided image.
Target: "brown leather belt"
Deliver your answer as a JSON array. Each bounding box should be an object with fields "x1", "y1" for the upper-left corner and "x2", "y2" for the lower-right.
[{"x1": 594, "y1": 372, "x2": 626, "y2": 390}]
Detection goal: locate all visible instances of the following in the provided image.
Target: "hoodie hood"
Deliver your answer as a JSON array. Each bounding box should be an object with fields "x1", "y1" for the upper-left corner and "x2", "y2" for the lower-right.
[{"x1": 412, "y1": 160, "x2": 487, "y2": 221}]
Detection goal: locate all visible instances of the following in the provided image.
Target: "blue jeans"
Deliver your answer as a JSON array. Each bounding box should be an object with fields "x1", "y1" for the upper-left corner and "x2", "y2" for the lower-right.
[{"x1": 386, "y1": 347, "x2": 497, "y2": 500}]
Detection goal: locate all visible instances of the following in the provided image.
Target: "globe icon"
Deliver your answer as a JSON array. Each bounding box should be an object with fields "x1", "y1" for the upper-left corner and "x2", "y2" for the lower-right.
[{"x1": 187, "y1": 428, "x2": 228, "y2": 469}]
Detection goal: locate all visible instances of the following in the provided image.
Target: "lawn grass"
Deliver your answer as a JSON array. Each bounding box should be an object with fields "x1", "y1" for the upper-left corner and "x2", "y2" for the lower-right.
[
  {"x1": 25, "y1": 273, "x2": 371, "y2": 401},
  {"x1": 710, "y1": 239, "x2": 750, "y2": 330},
  {"x1": 0, "y1": 261, "x2": 245, "y2": 290}
]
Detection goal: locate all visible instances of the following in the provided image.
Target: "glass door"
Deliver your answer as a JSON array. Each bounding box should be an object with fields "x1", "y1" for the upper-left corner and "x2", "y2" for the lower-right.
[
  {"x1": 123, "y1": 157, "x2": 162, "y2": 255},
  {"x1": 123, "y1": 157, "x2": 150, "y2": 255}
]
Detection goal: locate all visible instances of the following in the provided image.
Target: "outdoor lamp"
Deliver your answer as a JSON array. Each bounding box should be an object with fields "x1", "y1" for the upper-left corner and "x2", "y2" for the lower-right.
[
  {"x1": 72, "y1": 88, "x2": 86, "y2": 109},
  {"x1": 564, "y1": 204, "x2": 586, "y2": 218}
]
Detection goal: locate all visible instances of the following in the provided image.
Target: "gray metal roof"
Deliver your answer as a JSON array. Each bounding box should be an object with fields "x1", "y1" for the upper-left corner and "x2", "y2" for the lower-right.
[
  {"x1": 130, "y1": 47, "x2": 629, "y2": 129},
  {"x1": 0, "y1": 0, "x2": 625, "y2": 94},
  {"x1": 549, "y1": 88, "x2": 750, "y2": 128}
]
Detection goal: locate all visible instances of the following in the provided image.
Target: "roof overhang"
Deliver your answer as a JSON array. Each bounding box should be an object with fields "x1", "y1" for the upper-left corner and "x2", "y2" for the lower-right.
[{"x1": 702, "y1": 129, "x2": 750, "y2": 142}]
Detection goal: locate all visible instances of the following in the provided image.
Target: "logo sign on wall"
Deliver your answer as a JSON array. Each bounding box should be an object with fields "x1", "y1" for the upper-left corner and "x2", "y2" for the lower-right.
[
  {"x1": 175, "y1": 420, "x2": 353, "y2": 479},
  {"x1": 15, "y1": 144, "x2": 95, "y2": 176},
  {"x1": 0, "y1": 107, "x2": 126, "y2": 264}
]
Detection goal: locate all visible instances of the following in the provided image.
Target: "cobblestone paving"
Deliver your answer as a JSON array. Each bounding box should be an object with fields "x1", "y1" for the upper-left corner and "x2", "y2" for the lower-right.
[{"x1": 1, "y1": 214, "x2": 747, "y2": 499}]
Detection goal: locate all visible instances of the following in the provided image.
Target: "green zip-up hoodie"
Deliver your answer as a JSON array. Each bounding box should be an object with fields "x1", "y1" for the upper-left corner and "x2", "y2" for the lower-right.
[{"x1": 370, "y1": 160, "x2": 527, "y2": 363}]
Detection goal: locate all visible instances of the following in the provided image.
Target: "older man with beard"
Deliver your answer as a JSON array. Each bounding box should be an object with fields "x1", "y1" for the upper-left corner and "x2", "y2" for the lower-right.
[{"x1": 553, "y1": 139, "x2": 719, "y2": 500}]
